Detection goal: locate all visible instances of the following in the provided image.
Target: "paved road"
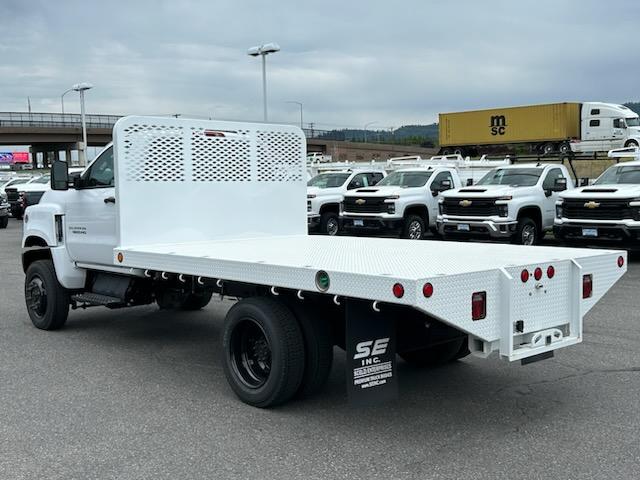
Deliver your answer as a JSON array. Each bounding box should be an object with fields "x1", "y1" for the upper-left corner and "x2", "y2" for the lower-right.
[{"x1": 1, "y1": 218, "x2": 638, "y2": 480}]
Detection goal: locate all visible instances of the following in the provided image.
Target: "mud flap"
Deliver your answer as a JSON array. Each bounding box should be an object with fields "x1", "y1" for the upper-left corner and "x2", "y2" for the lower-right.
[{"x1": 345, "y1": 299, "x2": 398, "y2": 406}]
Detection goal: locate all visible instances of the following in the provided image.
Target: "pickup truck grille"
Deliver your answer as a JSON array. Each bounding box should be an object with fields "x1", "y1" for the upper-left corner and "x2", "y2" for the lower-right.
[
  {"x1": 562, "y1": 200, "x2": 636, "y2": 220},
  {"x1": 441, "y1": 198, "x2": 499, "y2": 217},
  {"x1": 5, "y1": 188, "x2": 19, "y2": 203},
  {"x1": 343, "y1": 197, "x2": 388, "y2": 214}
]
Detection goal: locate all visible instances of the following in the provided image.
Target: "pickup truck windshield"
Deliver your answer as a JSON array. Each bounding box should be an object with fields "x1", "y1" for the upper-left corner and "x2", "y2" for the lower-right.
[
  {"x1": 625, "y1": 117, "x2": 640, "y2": 127},
  {"x1": 377, "y1": 171, "x2": 433, "y2": 187},
  {"x1": 477, "y1": 168, "x2": 542, "y2": 187},
  {"x1": 594, "y1": 165, "x2": 640, "y2": 185},
  {"x1": 31, "y1": 176, "x2": 50, "y2": 184},
  {"x1": 307, "y1": 173, "x2": 350, "y2": 188}
]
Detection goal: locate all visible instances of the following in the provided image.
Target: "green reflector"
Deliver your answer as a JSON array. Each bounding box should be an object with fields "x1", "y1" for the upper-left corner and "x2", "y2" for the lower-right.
[{"x1": 315, "y1": 270, "x2": 330, "y2": 292}]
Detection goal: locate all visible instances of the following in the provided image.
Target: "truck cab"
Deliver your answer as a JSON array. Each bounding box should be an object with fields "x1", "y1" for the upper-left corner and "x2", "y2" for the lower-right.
[
  {"x1": 341, "y1": 166, "x2": 461, "y2": 239},
  {"x1": 307, "y1": 168, "x2": 386, "y2": 235},
  {"x1": 554, "y1": 147, "x2": 640, "y2": 244},
  {"x1": 438, "y1": 163, "x2": 573, "y2": 245},
  {"x1": 571, "y1": 102, "x2": 640, "y2": 153}
]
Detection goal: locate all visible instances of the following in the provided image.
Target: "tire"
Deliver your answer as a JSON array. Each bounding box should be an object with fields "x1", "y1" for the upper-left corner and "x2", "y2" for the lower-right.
[
  {"x1": 625, "y1": 140, "x2": 639, "y2": 148},
  {"x1": 286, "y1": 302, "x2": 333, "y2": 398},
  {"x1": 512, "y1": 216, "x2": 538, "y2": 245},
  {"x1": 320, "y1": 212, "x2": 339, "y2": 236},
  {"x1": 441, "y1": 148, "x2": 452, "y2": 155},
  {"x1": 24, "y1": 259, "x2": 69, "y2": 330},
  {"x1": 400, "y1": 338, "x2": 466, "y2": 367},
  {"x1": 558, "y1": 141, "x2": 571, "y2": 154},
  {"x1": 0, "y1": 216, "x2": 8, "y2": 229},
  {"x1": 180, "y1": 291, "x2": 213, "y2": 310},
  {"x1": 453, "y1": 147, "x2": 465, "y2": 156},
  {"x1": 221, "y1": 297, "x2": 305, "y2": 408},
  {"x1": 402, "y1": 214, "x2": 425, "y2": 240},
  {"x1": 541, "y1": 143, "x2": 555, "y2": 155}
]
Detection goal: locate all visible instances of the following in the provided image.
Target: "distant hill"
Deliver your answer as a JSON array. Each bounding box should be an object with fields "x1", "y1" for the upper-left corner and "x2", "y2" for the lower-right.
[{"x1": 624, "y1": 102, "x2": 640, "y2": 115}]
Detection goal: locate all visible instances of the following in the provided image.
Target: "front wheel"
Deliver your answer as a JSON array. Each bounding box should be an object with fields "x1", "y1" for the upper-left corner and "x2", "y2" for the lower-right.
[
  {"x1": 625, "y1": 140, "x2": 639, "y2": 148},
  {"x1": 512, "y1": 217, "x2": 538, "y2": 245},
  {"x1": 402, "y1": 215, "x2": 425, "y2": 240},
  {"x1": 221, "y1": 297, "x2": 305, "y2": 408},
  {"x1": 320, "y1": 212, "x2": 339, "y2": 236},
  {"x1": 24, "y1": 259, "x2": 69, "y2": 330}
]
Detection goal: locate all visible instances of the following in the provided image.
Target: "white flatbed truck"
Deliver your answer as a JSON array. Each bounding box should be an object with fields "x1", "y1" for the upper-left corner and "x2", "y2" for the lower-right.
[{"x1": 22, "y1": 116, "x2": 627, "y2": 408}]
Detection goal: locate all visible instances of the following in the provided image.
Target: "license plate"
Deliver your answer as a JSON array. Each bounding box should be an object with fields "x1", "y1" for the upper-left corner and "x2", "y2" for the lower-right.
[
  {"x1": 353, "y1": 219, "x2": 364, "y2": 227},
  {"x1": 457, "y1": 224, "x2": 470, "y2": 231},
  {"x1": 582, "y1": 228, "x2": 598, "y2": 237}
]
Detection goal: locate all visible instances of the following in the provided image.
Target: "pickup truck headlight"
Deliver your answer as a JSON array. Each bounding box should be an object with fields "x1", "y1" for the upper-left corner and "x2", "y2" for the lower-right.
[
  {"x1": 438, "y1": 203, "x2": 444, "y2": 215},
  {"x1": 630, "y1": 198, "x2": 640, "y2": 220},
  {"x1": 555, "y1": 204, "x2": 563, "y2": 219},
  {"x1": 497, "y1": 204, "x2": 508, "y2": 217},
  {"x1": 387, "y1": 202, "x2": 395, "y2": 214},
  {"x1": 307, "y1": 200, "x2": 312, "y2": 212}
]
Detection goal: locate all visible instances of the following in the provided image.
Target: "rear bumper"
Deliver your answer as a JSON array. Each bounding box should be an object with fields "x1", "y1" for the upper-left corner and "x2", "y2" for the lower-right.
[{"x1": 437, "y1": 217, "x2": 517, "y2": 238}]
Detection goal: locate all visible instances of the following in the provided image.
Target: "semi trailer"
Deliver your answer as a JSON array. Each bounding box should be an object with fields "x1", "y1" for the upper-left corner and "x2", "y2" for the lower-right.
[
  {"x1": 22, "y1": 116, "x2": 627, "y2": 408},
  {"x1": 439, "y1": 102, "x2": 640, "y2": 156}
]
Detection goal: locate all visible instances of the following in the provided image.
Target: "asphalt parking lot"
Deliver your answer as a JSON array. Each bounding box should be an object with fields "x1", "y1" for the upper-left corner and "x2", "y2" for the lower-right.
[{"x1": 1, "y1": 218, "x2": 639, "y2": 480}]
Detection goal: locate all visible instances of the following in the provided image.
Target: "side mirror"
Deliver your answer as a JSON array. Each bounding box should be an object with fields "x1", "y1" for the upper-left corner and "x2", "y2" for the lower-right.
[
  {"x1": 440, "y1": 179, "x2": 452, "y2": 190},
  {"x1": 466, "y1": 178, "x2": 474, "y2": 186},
  {"x1": 51, "y1": 160, "x2": 69, "y2": 191},
  {"x1": 579, "y1": 178, "x2": 589, "y2": 187},
  {"x1": 549, "y1": 177, "x2": 568, "y2": 192}
]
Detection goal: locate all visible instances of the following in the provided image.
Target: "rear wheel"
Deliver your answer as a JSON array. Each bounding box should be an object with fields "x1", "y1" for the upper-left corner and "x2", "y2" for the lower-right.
[
  {"x1": 222, "y1": 297, "x2": 305, "y2": 408},
  {"x1": 179, "y1": 291, "x2": 213, "y2": 310},
  {"x1": 320, "y1": 212, "x2": 339, "y2": 236},
  {"x1": 24, "y1": 259, "x2": 69, "y2": 330},
  {"x1": 400, "y1": 338, "x2": 466, "y2": 367},
  {"x1": 155, "y1": 288, "x2": 213, "y2": 310},
  {"x1": 402, "y1": 214, "x2": 425, "y2": 240},
  {"x1": 625, "y1": 140, "x2": 639, "y2": 148},
  {"x1": 0, "y1": 216, "x2": 8, "y2": 229},
  {"x1": 512, "y1": 217, "x2": 538, "y2": 245},
  {"x1": 558, "y1": 141, "x2": 571, "y2": 154}
]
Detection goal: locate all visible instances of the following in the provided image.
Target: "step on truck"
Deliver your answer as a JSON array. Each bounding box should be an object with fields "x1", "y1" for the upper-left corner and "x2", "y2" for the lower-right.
[
  {"x1": 307, "y1": 167, "x2": 386, "y2": 235},
  {"x1": 554, "y1": 147, "x2": 640, "y2": 245},
  {"x1": 438, "y1": 163, "x2": 574, "y2": 245},
  {"x1": 22, "y1": 116, "x2": 627, "y2": 408}
]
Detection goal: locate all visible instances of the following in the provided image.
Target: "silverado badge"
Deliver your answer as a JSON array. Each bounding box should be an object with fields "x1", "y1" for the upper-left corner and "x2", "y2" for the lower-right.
[
  {"x1": 459, "y1": 199, "x2": 473, "y2": 207},
  {"x1": 584, "y1": 201, "x2": 600, "y2": 209},
  {"x1": 355, "y1": 199, "x2": 366, "y2": 205}
]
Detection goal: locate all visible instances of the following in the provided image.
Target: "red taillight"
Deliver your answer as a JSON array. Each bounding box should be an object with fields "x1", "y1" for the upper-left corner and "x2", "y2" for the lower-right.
[
  {"x1": 547, "y1": 266, "x2": 555, "y2": 279},
  {"x1": 618, "y1": 256, "x2": 625, "y2": 268},
  {"x1": 471, "y1": 291, "x2": 486, "y2": 320},
  {"x1": 582, "y1": 274, "x2": 593, "y2": 299},
  {"x1": 521, "y1": 270, "x2": 529, "y2": 283},
  {"x1": 422, "y1": 282, "x2": 434, "y2": 298},
  {"x1": 534, "y1": 267, "x2": 543, "y2": 281},
  {"x1": 392, "y1": 283, "x2": 404, "y2": 298}
]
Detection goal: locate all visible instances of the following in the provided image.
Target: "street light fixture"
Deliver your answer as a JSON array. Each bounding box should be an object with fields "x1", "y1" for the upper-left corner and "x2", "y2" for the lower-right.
[
  {"x1": 72, "y1": 82, "x2": 93, "y2": 166},
  {"x1": 364, "y1": 121, "x2": 377, "y2": 143},
  {"x1": 285, "y1": 101, "x2": 303, "y2": 129},
  {"x1": 248, "y1": 43, "x2": 280, "y2": 122},
  {"x1": 61, "y1": 88, "x2": 74, "y2": 115}
]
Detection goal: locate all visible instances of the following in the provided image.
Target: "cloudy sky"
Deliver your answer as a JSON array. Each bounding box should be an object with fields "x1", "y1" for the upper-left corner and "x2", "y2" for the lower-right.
[{"x1": 1, "y1": 0, "x2": 638, "y2": 131}]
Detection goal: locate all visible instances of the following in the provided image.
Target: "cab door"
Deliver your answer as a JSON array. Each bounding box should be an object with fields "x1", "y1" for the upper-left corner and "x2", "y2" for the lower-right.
[
  {"x1": 65, "y1": 146, "x2": 118, "y2": 266},
  {"x1": 427, "y1": 171, "x2": 454, "y2": 225},
  {"x1": 541, "y1": 167, "x2": 567, "y2": 229}
]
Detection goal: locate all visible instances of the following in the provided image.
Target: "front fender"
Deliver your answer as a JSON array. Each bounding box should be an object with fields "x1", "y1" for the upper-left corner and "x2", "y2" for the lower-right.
[{"x1": 22, "y1": 202, "x2": 65, "y2": 248}]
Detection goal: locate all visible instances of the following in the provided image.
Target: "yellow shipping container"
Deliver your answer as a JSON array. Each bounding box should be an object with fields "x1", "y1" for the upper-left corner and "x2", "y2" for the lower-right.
[{"x1": 439, "y1": 102, "x2": 581, "y2": 147}]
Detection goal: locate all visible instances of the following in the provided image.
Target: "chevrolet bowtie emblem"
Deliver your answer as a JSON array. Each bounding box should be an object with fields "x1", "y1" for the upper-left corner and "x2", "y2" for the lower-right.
[
  {"x1": 355, "y1": 199, "x2": 366, "y2": 205},
  {"x1": 584, "y1": 201, "x2": 600, "y2": 209},
  {"x1": 459, "y1": 199, "x2": 473, "y2": 207}
]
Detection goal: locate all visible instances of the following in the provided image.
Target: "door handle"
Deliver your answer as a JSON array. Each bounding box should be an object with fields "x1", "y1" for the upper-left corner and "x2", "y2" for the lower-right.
[{"x1": 104, "y1": 196, "x2": 116, "y2": 204}]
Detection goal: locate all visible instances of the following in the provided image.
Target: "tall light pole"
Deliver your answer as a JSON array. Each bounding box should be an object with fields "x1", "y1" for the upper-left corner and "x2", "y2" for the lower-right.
[
  {"x1": 248, "y1": 43, "x2": 280, "y2": 122},
  {"x1": 364, "y1": 121, "x2": 377, "y2": 143},
  {"x1": 285, "y1": 101, "x2": 303, "y2": 129},
  {"x1": 61, "y1": 88, "x2": 74, "y2": 114},
  {"x1": 72, "y1": 82, "x2": 93, "y2": 166}
]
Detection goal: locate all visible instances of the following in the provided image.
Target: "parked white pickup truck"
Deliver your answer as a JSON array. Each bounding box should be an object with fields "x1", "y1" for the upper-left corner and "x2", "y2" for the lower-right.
[
  {"x1": 554, "y1": 147, "x2": 640, "y2": 244},
  {"x1": 21, "y1": 116, "x2": 626, "y2": 408},
  {"x1": 438, "y1": 163, "x2": 574, "y2": 245},
  {"x1": 307, "y1": 168, "x2": 386, "y2": 235}
]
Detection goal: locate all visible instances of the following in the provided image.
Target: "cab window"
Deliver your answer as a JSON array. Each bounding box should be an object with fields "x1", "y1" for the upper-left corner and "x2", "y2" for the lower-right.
[
  {"x1": 348, "y1": 173, "x2": 369, "y2": 190},
  {"x1": 82, "y1": 146, "x2": 114, "y2": 188},
  {"x1": 431, "y1": 171, "x2": 454, "y2": 191},
  {"x1": 542, "y1": 168, "x2": 565, "y2": 190}
]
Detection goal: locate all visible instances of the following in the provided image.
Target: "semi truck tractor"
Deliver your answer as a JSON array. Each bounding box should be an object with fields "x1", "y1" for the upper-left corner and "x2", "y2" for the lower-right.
[
  {"x1": 439, "y1": 102, "x2": 640, "y2": 156},
  {"x1": 21, "y1": 116, "x2": 627, "y2": 408}
]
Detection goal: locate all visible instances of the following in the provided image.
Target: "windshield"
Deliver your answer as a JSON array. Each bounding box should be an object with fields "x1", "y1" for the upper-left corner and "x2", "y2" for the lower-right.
[
  {"x1": 307, "y1": 173, "x2": 350, "y2": 188},
  {"x1": 377, "y1": 171, "x2": 433, "y2": 188},
  {"x1": 31, "y1": 176, "x2": 50, "y2": 184},
  {"x1": 626, "y1": 117, "x2": 640, "y2": 127},
  {"x1": 1, "y1": 178, "x2": 30, "y2": 188},
  {"x1": 594, "y1": 165, "x2": 640, "y2": 185},
  {"x1": 477, "y1": 168, "x2": 542, "y2": 187}
]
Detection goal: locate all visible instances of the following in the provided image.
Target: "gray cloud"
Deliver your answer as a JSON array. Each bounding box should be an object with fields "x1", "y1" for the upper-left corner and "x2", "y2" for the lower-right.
[{"x1": 0, "y1": 0, "x2": 637, "y2": 130}]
